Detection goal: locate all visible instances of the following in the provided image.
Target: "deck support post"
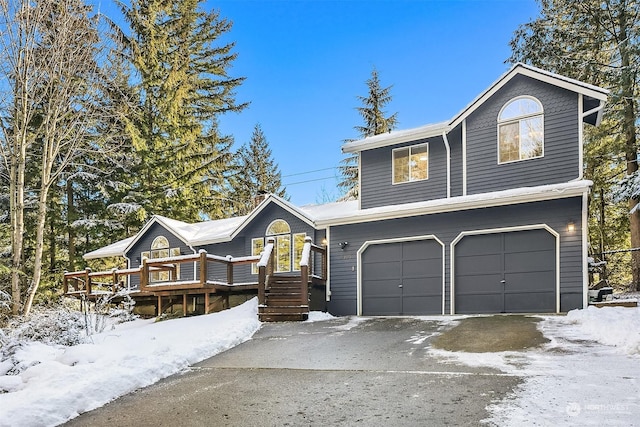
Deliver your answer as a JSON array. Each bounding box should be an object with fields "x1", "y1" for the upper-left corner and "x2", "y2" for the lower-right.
[
  {"x1": 205, "y1": 292, "x2": 210, "y2": 314},
  {"x1": 199, "y1": 250, "x2": 207, "y2": 286},
  {"x1": 157, "y1": 295, "x2": 162, "y2": 316},
  {"x1": 182, "y1": 293, "x2": 187, "y2": 316}
]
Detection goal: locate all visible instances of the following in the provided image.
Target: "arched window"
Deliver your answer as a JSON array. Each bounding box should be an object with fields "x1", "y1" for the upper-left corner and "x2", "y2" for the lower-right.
[
  {"x1": 141, "y1": 236, "x2": 180, "y2": 282},
  {"x1": 498, "y1": 96, "x2": 544, "y2": 164},
  {"x1": 251, "y1": 219, "x2": 306, "y2": 274}
]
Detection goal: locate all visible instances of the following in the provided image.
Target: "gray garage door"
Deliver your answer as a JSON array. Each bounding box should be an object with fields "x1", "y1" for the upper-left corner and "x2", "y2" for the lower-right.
[
  {"x1": 454, "y1": 229, "x2": 556, "y2": 314},
  {"x1": 362, "y1": 239, "x2": 442, "y2": 315}
]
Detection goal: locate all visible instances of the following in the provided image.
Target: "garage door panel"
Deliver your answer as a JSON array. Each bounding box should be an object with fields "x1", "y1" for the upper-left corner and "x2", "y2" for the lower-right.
[
  {"x1": 403, "y1": 296, "x2": 442, "y2": 315},
  {"x1": 364, "y1": 244, "x2": 402, "y2": 263},
  {"x1": 455, "y1": 229, "x2": 556, "y2": 314},
  {"x1": 362, "y1": 296, "x2": 402, "y2": 316},
  {"x1": 362, "y1": 239, "x2": 443, "y2": 316},
  {"x1": 505, "y1": 230, "x2": 554, "y2": 252},
  {"x1": 505, "y1": 271, "x2": 554, "y2": 292},
  {"x1": 505, "y1": 291, "x2": 555, "y2": 313},
  {"x1": 456, "y1": 234, "x2": 502, "y2": 255},
  {"x1": 362, "y1": 261, "x2": 401, "y2": 280},
  {"x1": 455, "y1": 274, "x2": 504, "y2": 294},
  {"x1": 402, "y1": 258, "x2": 441, "y2": 277},
  {"x1": 456, "y1": 254, "x2": 502, "y2": 275},
  {"x1": 505, "y1": 250, "x2": 554, "y2": 272},
  {"x1": 455, "y1": 294, "x2": 504, "y2": 314},
  {"x1": 402, "y1": 240, "x2": 441, "y2": 260}
]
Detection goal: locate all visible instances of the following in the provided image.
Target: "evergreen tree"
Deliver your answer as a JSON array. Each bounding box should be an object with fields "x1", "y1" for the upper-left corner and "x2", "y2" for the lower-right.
[
  {"x1": 231, "y1": 124, "x2": 286, "y2": 215},
  {"x1": 509, "y1": 0, "x2": 640, "y2": 288},
  {"x1": 339, "y1": 67, "x2": 398, "y2": 200},
  {"x1": 119, "y1": 0, "x2": 247, "y2": 222}
]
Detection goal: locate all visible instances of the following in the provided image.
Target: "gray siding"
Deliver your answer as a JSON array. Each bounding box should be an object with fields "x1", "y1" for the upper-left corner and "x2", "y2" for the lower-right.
[
  {"x1": 466, "y1": 75, "x2": 580, "y2": 194},
  {"x1": 448, "y1": 125, "x2": 463, "y2": 197},
  {"x1": 360, "y1": 136, "x2": 448, "y2": 209},
  {"x1": 327, "y1": 197, "x2": 583, "y2": 315},
  {"x1": 125, "y1": 222, "x2": 195, "y2": 289}
]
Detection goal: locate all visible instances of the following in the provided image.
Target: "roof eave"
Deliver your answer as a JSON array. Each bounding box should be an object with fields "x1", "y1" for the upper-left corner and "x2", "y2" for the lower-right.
[{"x1": 341, "y1": 123, "x2": 450, "y2": 154}]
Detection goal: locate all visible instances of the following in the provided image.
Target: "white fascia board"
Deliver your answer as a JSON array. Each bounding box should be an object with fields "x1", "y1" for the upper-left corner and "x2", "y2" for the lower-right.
[
  {"x1": 189, "y1": 195, "x2": 317, "y2": 247},
  {"x1": 341, "y1": 122, "x2": 450, "y2": 153},
  {"x1": 449, "y1": 63, "x2": 608, "y2": 129},
  {"x1": 83, "y1": 236, "x2": 136, "y2": 260},
  {"x1": 122, "y1": 215, "x2": 191, "y2": 256},
  {"x1": 315, "y1": 180, "x2": 592, "y2": 227}
]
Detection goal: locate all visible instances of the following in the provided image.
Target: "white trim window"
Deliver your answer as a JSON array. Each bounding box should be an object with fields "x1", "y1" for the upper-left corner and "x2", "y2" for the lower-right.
[
  {"x1": 252, "y1": 220, "x2": 307, "y2": 274},
  {"x1": 393, "y1": 143, "x2": 428, "y2": 184},
  {"x1": 498, "y1": 96, "x2": 544, "y2": 164},
  {"x1": 143, "y1": 236, "x2": 181, "y2": 282}
]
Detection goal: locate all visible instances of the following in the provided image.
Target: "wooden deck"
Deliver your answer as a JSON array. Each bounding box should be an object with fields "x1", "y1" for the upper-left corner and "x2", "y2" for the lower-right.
[{"x1": 64, "y1": 238, "x2": 327, "y2": 321}]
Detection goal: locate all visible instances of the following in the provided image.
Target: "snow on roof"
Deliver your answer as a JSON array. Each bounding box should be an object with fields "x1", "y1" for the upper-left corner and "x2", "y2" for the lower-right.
[
  {"x1": 343, "y1": 63, "x2": 608, "y2": 153},
  {"x1": 84, "y1": 181, "x2": 591, "y2": 259},
  {"x1": 83, "y1": 236, "x2": 136, "y2": 260}
]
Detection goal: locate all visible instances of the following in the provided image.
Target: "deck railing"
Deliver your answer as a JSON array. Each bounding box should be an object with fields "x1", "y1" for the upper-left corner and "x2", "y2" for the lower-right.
[{"x1": 63, "y1": 267, "x2": 141, "y2": 296}]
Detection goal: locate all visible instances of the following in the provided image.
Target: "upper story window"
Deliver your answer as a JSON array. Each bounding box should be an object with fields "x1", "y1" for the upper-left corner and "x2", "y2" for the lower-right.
[
  {"x1": 393, "y1": 143, "x2": 428, "y2": 184},
  {"x1": 251, "y1": 219, "x2": 306, "y2": 274},
  {"x1": 498, "y1": 96, "x2": 544, "y2": 164}
]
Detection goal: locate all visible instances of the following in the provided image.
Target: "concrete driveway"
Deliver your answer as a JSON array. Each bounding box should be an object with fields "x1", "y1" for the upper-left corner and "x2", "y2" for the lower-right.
[{"x1": 64, "y1": 316, "x2": 524, "y2": 426}]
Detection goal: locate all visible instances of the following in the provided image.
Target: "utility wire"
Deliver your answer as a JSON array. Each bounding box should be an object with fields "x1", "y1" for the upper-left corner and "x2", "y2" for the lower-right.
[
  {"x1": 282, "y1": 166, "x2": 339, "y2": 178},
  {"x1": 284, "y1": 176, "x2": 338, "y2": 186}
]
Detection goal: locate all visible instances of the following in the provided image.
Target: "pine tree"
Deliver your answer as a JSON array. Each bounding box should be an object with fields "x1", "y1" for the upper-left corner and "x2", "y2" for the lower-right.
[
  {"x1": 339, "y1": 67, "x2": 398, "y2": 200},
  {"x1": 509, "y1": 0, "x2": 640, "y2": 288},
  {"x1": 119, "y1": 0, "x2": 247, "y2": 222},
  {"x1": 231, "y1": 124, "x2": 286, "y2": 215}
]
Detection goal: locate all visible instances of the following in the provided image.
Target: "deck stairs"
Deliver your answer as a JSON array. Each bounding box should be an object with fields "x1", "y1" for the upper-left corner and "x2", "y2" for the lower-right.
[{"x1": 258, "y1": 275, "x2": 309, "y2": 322}]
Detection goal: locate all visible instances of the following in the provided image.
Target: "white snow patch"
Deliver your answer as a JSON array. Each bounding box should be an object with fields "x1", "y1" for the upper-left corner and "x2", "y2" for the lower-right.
[
  {"x1": 330, "y1": 316, "x2": 367, "y2": 331},
  {"x1": 0, "y1": 299, "x2": 261, "y2": 427},
  {"x1": 306, "y1": 311, "x2": 335, "y2": 322}
]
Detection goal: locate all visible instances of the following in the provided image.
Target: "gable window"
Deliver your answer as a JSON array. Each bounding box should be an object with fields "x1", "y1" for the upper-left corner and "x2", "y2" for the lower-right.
[
  {"x1": 393, "y1": 143, "x2": 428, "y2": 184},
  {"x1": 251, "y1": 220, "x2": 306, "y2": 274},
  {"x1": 142, "y1": 236, "x2": 180, "y2": 282},
  {"x1": 498, "y1": 96, "x2": 544, "y2": 164}
]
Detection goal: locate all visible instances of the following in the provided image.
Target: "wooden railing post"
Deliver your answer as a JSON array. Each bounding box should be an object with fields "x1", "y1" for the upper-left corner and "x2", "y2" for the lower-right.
[
  {"x1": 85, "y1": 267, "x2": 92, "y2": 295},
  {"x1": 112, "y1": 268, "x2": 118, "y2": 293},
  {"x1": 63, "y1": 271, "x2": 69, "y2": 294},
  {"x1": 140, "y1": 259, "x2": 148, "y2": 291},
  {"x1": 226, "y1": 255, "x2": 234, "y2": 285},
  {"x1": 258, "y1": 264, "x2": 266, "y2": 305},
  {"x1": 199, "y1": 250, "x2": 207, "y2": 286}
]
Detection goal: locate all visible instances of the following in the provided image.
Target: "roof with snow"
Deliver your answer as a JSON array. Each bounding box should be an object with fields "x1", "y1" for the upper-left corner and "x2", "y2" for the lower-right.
[
  {"x1": 342, "y1": 62, "x2": 609, "y2": 154},
  {"x1": 83, "y1": 181, "x2": 591, "y2": 260}
]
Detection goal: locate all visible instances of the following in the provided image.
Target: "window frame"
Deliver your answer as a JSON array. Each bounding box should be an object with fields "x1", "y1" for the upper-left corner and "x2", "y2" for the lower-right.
[
  {"x1": 497, "y1": 96, "x2": 544, "y2": 165},
  {"x1": 144, "y1": 236, "x2": 180, "y2": 282},
  {"x1": 392, "y1": 143, "x2": 429, "y2": 185}
]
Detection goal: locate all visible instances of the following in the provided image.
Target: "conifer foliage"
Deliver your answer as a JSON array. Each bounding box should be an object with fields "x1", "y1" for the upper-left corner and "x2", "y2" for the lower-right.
[
  {"x1": 509, "y1": 0, "x2": 640, "y2": 288},
  {"x1": 231, "y1": 124, "x2": 287, "y2": 215},
  {"x1": 118, "y1": 0, "x2": 247, "y2": 222},
  {"x1": 339, "y1": 67, "x2": 398, "y2": 199}
]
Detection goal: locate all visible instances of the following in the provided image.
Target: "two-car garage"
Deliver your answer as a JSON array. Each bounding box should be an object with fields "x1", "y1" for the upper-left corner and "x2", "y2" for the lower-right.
[{"x1": 359, "y1": 227, "x2": 558, "y2": 315}]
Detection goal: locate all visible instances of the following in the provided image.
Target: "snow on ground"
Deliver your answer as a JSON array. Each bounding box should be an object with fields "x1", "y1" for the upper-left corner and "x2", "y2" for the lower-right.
[
  {"x1": 0, "y1": 299, "x2": 261, "y2": 427},
  {"x1": 431, "y1": 305, "x2": 640, "y2": 426}
]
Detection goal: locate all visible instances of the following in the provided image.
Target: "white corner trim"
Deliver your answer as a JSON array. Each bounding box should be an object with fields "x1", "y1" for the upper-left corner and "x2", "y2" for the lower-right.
[
  {"x1": 582, "y1": 193, "x2": 589, "y2": 309},
  {"x1": 462, "y1": 119, "x2": 467, "y2": 196},
  {"x1": 356, "y1": 235, "x2": 445, "y2": 316},
  {"x1": 578, "y1": 94, "x2": 584, "y2": 180},
  {"x1": 449, "y1": 224, "x2": 561, "y2": 315},
  {"x1": 326, "y1": 227, "x2": 331, "y2": 302}
]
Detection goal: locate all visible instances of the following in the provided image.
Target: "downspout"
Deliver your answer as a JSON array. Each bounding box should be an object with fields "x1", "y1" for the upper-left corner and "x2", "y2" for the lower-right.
[{"x1": 442, "y1": 131, "x2": 451, "y2": 198}]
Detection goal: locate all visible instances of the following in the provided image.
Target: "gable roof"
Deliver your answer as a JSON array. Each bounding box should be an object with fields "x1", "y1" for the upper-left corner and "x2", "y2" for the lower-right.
[{"x1": 342, "y1": 63, "x2": 609, "y2": 154}]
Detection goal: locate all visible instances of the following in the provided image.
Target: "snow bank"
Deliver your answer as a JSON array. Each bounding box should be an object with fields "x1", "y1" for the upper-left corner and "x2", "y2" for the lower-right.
[
  {"x1": 0, "y1": 299, "x2": 261, "y2": 427},
  {"x1": 565, "y1": 305, "x2": 640, "y2": 354}
]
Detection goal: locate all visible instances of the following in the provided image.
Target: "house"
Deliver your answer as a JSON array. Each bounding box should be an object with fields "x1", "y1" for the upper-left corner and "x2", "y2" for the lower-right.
[{"x1": 77, "y1": 63, "x2": 608, "y2": 317}]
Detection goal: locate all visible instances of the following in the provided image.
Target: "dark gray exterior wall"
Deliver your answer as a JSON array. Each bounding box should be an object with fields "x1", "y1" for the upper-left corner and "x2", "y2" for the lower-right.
[
  {"x1": 125, "y1": 222, "x2": 195, "y2": 289},
  {"x1": 327, "y1": 196, "x2": 583, "y2": 315},
  {"x1": 466, "y1": 75, "x2": 580, "y2": 194},
  {"x1": 448, "y1": 125, "x2": 463, "y2": 197},
  {"x1": 360, "y1": 136, "x2": 448, "y2": 209}
]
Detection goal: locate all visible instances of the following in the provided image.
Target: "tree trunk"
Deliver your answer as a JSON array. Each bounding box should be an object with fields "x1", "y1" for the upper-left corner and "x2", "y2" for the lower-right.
[
  {"x1": 67, "y1": 179, "x2": 76, "y2": 272},
  {"x1": 23, "y1": 183, "x2": 49, "y2": 316}
]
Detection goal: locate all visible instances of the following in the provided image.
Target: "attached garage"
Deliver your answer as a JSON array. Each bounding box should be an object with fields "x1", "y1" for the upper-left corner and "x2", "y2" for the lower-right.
[
  {"x1": 359, "y1": 237, "x2": 444, "y2": 315},
  {"x1": 453, "y1": 227, "x2": 558, "y2": 314}
]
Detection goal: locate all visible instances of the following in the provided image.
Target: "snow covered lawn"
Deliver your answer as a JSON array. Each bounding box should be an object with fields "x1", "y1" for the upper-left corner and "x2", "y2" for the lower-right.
[
  {"x1": 2, "y1": 300, "x2": 639, "y2": 427},
  {"x1": 431, "y1": 305, "x2": 640, "y2": 426},
  {"x1": 0, "y1": 299, "x2": 261, "y2": 427}
]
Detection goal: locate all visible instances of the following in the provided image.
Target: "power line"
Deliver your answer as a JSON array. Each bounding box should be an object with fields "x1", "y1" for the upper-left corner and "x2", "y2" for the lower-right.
[
  {"x1": 284, "y1": 176, "x2": 338, "y2": 186},
  {"x1": 282, "y1": 166, "x2": 339, "y2": 178}
]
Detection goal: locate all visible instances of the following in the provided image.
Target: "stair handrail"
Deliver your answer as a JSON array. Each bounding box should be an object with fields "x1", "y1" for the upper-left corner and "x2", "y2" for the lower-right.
[
  {"x1": 257, "y1": 237, "x2": 275, "y2": 305},
  {"x1": 299, "y1": 237, "x2": 328, "y2": 306}
]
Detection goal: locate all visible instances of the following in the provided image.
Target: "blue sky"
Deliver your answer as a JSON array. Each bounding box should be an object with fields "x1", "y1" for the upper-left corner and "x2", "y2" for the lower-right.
[{"x1": 100, "y1": 0, "x2": 541, "y2": 206}]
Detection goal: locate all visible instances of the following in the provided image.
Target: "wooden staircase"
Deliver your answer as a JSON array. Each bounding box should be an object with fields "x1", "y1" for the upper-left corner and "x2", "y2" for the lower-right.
[{"x1": 258, "y1": 275, "x2": 309, "y2": 322}]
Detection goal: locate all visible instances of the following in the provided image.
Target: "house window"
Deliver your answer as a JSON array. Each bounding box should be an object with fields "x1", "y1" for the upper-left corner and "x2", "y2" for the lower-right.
[
  {"x1": 251, "y1": 220, "x2": 306, "y2": 274},
  {"x1": 142, "y1": 236, "x2": 180, "y2": 282},
  {"x1": 393, "y1": 143, "x2": 428, "y2": 184},
  {"x1": 498, "y1": 96, "x2": 544, "y2": 164}
]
